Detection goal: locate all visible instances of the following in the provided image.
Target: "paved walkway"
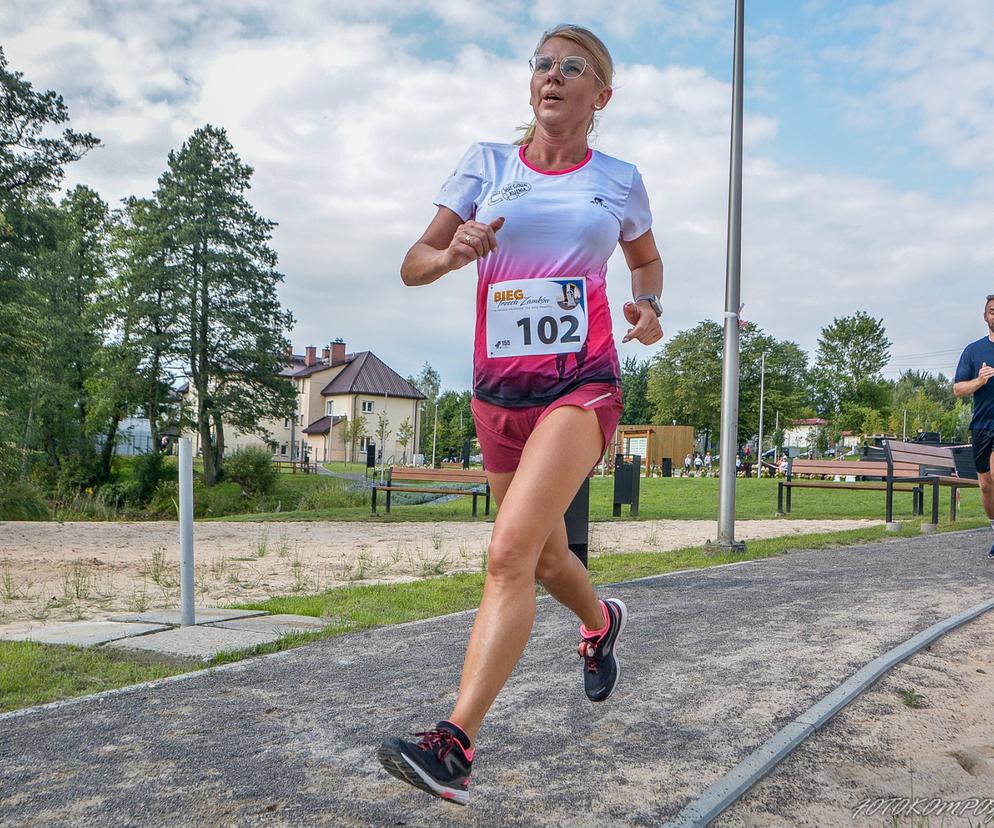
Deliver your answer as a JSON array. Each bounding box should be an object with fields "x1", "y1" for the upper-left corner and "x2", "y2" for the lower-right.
[{"x1": 2, "y1": 530, "x2": 992, "y2": 827}]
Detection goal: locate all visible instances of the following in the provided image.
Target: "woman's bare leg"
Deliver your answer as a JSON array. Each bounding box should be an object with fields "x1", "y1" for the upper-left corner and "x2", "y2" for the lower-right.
[
  {"x1": 486, "y1": 474, "x2": 603, "y2": 631},
  {"x1": 448, "y1": 406, "x2": 603, "y2": 744}
]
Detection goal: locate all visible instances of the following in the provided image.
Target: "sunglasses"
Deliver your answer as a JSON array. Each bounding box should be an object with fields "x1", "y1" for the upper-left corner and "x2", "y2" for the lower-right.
[{"x1": 529, "y1": 54, "x2": 604, "y2": 83}]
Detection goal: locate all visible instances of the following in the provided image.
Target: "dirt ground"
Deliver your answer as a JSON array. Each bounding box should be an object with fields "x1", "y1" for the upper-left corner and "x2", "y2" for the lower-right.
[
  {"x1": 723, "y1": 611, "x2": 994, "y2": 827},
  {"x1": 0, "y1": 518, "x2": 877, "y2": 626}
]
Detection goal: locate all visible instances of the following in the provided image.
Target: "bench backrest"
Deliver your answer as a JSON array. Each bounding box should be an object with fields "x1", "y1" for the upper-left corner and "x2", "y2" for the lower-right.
[
  {"x1": 882, "y1": 440, "x2": 956, "y2": 475},
  {"x1": 788, "y1": 459, "x2": 918, "y2": 479},
  {"x1": 390, "y1": 467, "x2": 489, "y2": 485}
]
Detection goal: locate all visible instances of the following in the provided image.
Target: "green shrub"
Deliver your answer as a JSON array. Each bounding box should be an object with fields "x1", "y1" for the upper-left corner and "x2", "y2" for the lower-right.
[
  {"x1": 0, "y1": 480, "x2": 50, "y2": 521},
  {"x1": 293, "y1": 478, "x2": 366, "y2": 510},
  {"x1": 131, "y1": 452, "x2": 169, "y2": 504},
  {"x1": 223, "y1": 446, "x2": 278, "y2": 496}
]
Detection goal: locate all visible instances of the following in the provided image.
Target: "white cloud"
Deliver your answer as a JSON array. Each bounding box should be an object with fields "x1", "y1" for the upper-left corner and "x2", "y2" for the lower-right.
[{"x1": 4, "y1": 1, "x2": 993, "y2": 392}]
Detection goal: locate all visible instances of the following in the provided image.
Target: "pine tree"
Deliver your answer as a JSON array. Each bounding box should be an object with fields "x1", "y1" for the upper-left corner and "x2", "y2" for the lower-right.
[{"x1": 154, "y1": 126, "x2": 294, "y2": 485}]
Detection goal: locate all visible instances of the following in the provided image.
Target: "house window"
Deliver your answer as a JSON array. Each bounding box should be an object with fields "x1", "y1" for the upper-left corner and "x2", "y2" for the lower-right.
[
  {"x1": 326, "y1": 400, "x2": 334, "y2": 416},
  {"x1": 280, "y1": 444, "x2": 287, "y2": 456},
  {"x1": 361, "y1": 400, "x2": 373, "y2": 413},
  {"x1": 283, "y1": 418, "x2": 290, "y2": 429},
  {"x1": 360, "y1": 436, "x2": 371, "y2": 450}
]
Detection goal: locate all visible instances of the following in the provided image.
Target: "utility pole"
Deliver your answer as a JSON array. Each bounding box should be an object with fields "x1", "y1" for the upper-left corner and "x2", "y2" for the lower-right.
[
  {"x1": 431, "y1": 399, "x2": 439, "y2": 468},
  {"x1": 713, "y1": 0, "x2": 746, "y2": 552},
  {"x1": 757, "y1": 350, "x2": 766, "y2": 478}
]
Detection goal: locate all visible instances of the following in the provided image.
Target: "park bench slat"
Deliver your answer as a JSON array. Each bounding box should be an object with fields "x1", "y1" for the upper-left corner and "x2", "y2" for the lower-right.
[{"x1": 371, "y1": 466, "x2": 491, "y2": 516}]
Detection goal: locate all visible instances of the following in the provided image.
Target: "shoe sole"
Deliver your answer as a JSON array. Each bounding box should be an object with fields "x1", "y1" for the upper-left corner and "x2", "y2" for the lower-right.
[
  {"x1": 377, "y1": 742, "x2": 469, "y2": 806},
  {"x1": 589, "y1": 598, "x2": 628, "y2": 702}
]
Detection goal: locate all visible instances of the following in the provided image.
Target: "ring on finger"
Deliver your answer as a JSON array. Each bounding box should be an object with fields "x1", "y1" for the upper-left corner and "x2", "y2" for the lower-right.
[{"x1": 462, "y1": 234, "x2": 473, "y2": 244}]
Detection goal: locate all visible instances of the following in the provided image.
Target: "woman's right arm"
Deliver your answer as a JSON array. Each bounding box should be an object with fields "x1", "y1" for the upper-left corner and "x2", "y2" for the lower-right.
[{"x1": 401, "y1": 206, "x2": 504, "y2": 286}]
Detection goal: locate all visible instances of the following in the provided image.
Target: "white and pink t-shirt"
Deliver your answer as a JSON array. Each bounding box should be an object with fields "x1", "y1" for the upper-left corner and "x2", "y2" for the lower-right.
[{"x1": 435, "y1": 142, "x2": 652, "y2": 408}]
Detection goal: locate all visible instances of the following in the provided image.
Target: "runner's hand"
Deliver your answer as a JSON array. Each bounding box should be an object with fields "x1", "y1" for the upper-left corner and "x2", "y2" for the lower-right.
[
  {"x1": 442, "y1": 217, "x2": 505, "y2": 270},
  {"x1": 979, "y1": 362, "x2": 994, "y2": 384},
  {"x1": 622, "y1": 301, "x2": 663, "y2": 345}
]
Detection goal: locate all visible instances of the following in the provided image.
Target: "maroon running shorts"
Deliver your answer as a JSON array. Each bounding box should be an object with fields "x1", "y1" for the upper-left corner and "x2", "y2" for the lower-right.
[{"x1": 470, "y1": 383, "x2": 623, "y2": 474}]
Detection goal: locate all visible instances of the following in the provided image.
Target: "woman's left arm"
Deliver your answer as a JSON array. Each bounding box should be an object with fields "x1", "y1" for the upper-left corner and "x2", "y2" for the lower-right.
[{"x1": 619, "y1": 229, "x2": 664, "y2": 345}]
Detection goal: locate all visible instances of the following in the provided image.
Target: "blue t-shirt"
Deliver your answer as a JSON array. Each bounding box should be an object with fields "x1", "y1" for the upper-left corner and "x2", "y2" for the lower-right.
[{"x1": 954, "y1": 336, "x2": 994, "y2": 429}]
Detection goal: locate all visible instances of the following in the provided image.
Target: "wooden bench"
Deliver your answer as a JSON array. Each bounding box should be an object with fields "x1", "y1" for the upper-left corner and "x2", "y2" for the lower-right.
[
  {"x1": 777, "y1": 458, "x2": 924, "y2": 516},
  {"x1": 371, "y1": 467, "x2": 491, "y2": 516},
  {"x1": 882, "y1": 440, "x2": 979, "y2": 526}
]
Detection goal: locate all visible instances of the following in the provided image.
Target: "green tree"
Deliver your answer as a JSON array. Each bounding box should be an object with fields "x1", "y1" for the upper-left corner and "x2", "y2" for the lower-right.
[
  {"x1": 395, "y1": 417, "x2": 414, "y2": 464},
  {"x1": 27, "y1": 186, "x2": 111, "y2": 488},
  {"x1": 436, "y1": 390, "x2": 473, "y2": 461},
  {"x1": 647, "y1": 321, "x2": 723, "y2": 449},
  {"x1": 647, "y1": 321, "x2": 809, "y2": 452},
  {"x1": 106, "y1": 197, "x2": 184, "y2": 456},
  {"x1": 0, "y1": 49, "x2": 99, "y2": 480},
  {"x1": 344, "y1": 414, "x2": 368, "y2": 465},
  {"x1": 738, "y1": 325, "x2": 810, "y2": 450},
  {"x1": 812, "y1": 311, "x2": 891, "y2": 415},
  {"x1": 409, "y1": 362, "x2": 441, "y2": 454},
  {"x1": 154, "y1": 126, "x2": 295, "y2": 485},
  {"x1": 620, "y1": 356, "x2": 651, "y2": 424}
]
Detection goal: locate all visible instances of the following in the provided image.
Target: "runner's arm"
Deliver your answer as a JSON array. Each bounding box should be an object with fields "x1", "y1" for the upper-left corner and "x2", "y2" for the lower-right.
[
  {"x1": 619, "y1": 230, "x2": 664, "y2": 345},
  {"x1": 401, "y1": 207, "x2": 503, "y2": 286},
  {"x1": 954, "y1": 362, "x2": 994, "y2": 397}
]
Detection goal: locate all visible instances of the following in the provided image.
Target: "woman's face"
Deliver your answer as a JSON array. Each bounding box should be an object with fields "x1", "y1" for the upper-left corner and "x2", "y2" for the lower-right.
[{"x1": 528, "y1": 36, "x2": 612, "y2": 137}]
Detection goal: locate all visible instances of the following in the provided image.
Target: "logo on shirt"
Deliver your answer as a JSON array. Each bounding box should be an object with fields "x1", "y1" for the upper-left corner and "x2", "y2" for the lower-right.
[
  {"x1": 590, "y1": 196, "x2": 610, "y2": 211},
  {"x1": 487, "y1": 182, "x2": 532, "y2": 205}
]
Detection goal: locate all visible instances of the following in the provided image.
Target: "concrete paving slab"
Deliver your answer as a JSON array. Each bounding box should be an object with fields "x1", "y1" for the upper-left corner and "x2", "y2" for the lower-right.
[
  {"x1": 0, "y1": 621, "x2": 169, "y2": 647},
  {"x1": 107, "y1": 608, "x2": 267, "y2": 625},
  {"x1": 210, "y1": 614, "x2": 331, "y2": 635},
  {"x1": 105, "y1": 624, "x2": 278, "y2": 664}
]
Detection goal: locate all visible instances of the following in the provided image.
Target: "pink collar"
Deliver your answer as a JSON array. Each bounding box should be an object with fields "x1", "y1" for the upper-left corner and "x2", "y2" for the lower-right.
[{"x1": 518, "y1": 144, "x2": 592, "y2": 175}]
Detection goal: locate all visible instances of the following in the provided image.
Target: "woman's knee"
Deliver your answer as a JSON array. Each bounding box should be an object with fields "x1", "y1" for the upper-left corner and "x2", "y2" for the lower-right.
[{"x1": 486, "y1": 533, "x2": 541, "y2": 583}]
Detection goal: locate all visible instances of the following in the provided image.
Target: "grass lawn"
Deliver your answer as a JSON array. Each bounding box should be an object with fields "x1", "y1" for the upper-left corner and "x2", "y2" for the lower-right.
[
  {"x1": 218, "y1": 475, "x2": 987, "y2": 524},
  {"x1": 4, "y1": 517, "x2": 986, "y2": 712}
]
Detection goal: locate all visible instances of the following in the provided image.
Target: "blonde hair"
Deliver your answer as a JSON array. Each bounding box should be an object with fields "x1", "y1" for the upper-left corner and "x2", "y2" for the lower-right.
[{"x1": 515, "y1": 24, "x2": 614, "y2": 146}]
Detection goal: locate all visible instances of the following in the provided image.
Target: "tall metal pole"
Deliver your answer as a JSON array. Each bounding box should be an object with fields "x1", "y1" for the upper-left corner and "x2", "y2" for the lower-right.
[
  {"x1": 178, "y1": 437, "x2": 195, "y2": 626},
  {"x1": 431, "y1": 399, "x2": 439, "y2": 467},
  {"x1": 715, "y1": 0, "x2": 746, "y2": 550},
  {"x1": 757, "y1": 351, "x2": 766, "y2": 477}
]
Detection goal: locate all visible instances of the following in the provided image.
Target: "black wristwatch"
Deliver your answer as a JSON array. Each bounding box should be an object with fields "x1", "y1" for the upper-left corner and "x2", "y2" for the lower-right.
[{"x1": 633, "y1": 294, "x2": 663, "y2": 317}]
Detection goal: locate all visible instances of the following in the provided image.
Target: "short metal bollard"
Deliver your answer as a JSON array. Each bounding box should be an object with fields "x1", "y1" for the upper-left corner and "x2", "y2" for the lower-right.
[
  {"x1": 613, "y1": 454, "x2": 641, "y2": 517},
  {"x1": 178, "y1": 437, "x2": 196, "y2": 626}
]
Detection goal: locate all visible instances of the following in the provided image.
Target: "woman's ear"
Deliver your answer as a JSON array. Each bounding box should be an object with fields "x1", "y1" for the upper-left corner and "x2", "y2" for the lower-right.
[{"x1": 594, "y1": 86, "x2": 613, "y2": 111}]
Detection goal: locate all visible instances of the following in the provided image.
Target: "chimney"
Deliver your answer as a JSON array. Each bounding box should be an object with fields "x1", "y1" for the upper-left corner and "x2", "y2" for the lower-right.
[
  {"x1": 321, "y1": 346, "x2": 331, "y2": 363},
  {"x1": 331, "y1": 338, "x2": 346, "y2": 364},
  {"x1": 305, "y1": 345, "x2": 316, "y2": 367}
]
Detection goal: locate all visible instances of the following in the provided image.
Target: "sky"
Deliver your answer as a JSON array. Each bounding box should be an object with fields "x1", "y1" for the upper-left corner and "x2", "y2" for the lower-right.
[{"x1": 4, "y1": 0, "x2": 994, "y2": 391}]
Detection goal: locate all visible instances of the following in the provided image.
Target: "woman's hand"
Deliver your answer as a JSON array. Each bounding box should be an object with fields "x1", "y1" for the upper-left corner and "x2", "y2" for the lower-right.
[
  {"x1": 622, "y1": 301, "x2": 663, "y2": 345},
  {"x1": 440, "y1": 217, "x2": 505, "y2": 271}
]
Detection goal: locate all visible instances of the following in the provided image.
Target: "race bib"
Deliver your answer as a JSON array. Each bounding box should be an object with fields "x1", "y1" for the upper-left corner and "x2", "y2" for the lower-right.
[{"x1": 487, "y1": 277, "x2": 588, "y2": 358}]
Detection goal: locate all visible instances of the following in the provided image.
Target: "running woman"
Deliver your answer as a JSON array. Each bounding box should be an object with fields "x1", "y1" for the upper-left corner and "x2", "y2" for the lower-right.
[
  {"x1": 377, "y1": 24, "x2": 664, "y2": 806},
  {"x1": 953, "y1": 294, "x2": 994, "y2": 560}
]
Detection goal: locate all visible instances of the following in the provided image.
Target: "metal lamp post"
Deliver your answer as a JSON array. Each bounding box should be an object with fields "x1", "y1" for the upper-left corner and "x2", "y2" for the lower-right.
[{"x1": 713, "y1": 0, "x2": 746, "y2": 552}]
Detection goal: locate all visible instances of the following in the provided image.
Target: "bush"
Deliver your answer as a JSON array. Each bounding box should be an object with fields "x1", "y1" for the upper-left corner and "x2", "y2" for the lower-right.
[
  {"x1": 130, "y1": 452, "x2": 169, "y2": 505},
  {"x1": 223, "y1": 446, "x2": 278, "y2": 496},
  {"x1": 0, "y1": 480, "x2": 51, "y2": 520}
]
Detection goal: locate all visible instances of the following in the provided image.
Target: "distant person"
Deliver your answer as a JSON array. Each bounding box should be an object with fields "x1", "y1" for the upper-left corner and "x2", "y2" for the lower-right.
[
  {"x1": 694, "y1": 452, "x2": 703, "y2": 476},
  {"x1": 703, "y1": 451, "x2": 713, "y2": 477},
  {"x1": 777, "y1": 454, "x2": 789, "y2": 476},
  {"x1": 735, "y1": 455, "x2": 742, "y2": 475},
  {"x1": 684, "y1": 453, "x2": 692, "y2": 476},
  {"x1": 953, "y1": 293, "x2": 994, "y2": 560}
]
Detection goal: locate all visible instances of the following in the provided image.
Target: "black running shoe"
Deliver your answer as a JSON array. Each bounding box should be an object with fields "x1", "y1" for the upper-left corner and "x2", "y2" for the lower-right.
[
  {"x1": 377, "y1": 720, "x2": 473, "y2": 805},
  {"x1": 988, "y1": 541, "x2": 994, "y2": 560},
  {"x1": 578, "y1": 598, "x2": 628, "y2": 702}
]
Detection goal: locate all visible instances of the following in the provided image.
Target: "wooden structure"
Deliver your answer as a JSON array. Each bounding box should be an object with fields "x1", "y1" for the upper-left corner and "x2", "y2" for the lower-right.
[{"x1": 611, "y1": 425, "x2": 695, "y2": 477}]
